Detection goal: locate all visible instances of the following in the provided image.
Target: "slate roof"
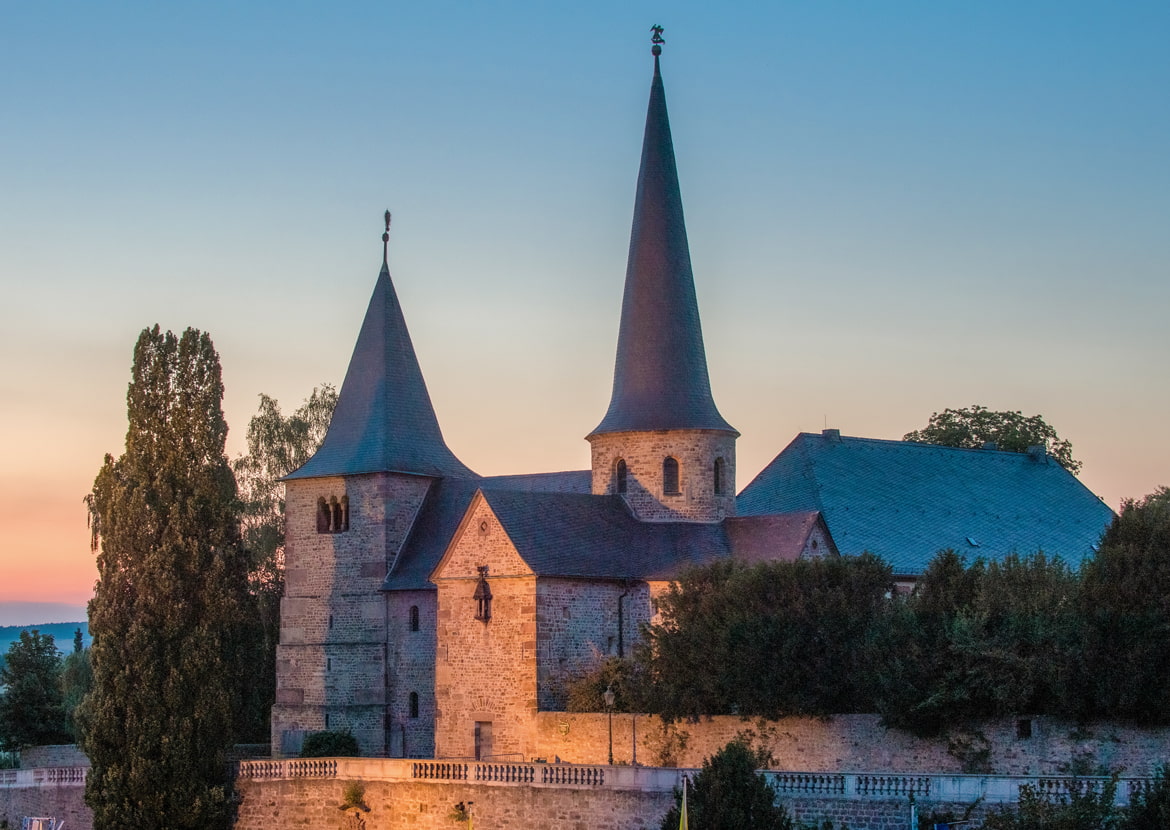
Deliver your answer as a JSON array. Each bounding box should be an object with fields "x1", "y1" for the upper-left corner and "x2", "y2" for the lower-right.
[
  {"x1": 383, "y1": 471, "x2": 590, "y2": 590},
  {"x1": 590, "y1": 55, "x2": 735, "y2": 437},
  {"x1": 286, "y1": 262, "x2": 476, "y2": 481},
  {"x1": 478, "y1": 490, "x2": 730, "y2": 581},
  {"x1": 725, "y1": 512, "x2": 837, "y2": 564},
  {"x1": 736, "y1": 431, "x2": 1116, "y2": 576}
]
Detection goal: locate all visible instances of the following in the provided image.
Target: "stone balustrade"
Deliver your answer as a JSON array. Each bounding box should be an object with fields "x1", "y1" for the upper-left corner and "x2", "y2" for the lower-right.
[
  {"x1": 232, "y1": 757, "x2": 1155, "y2": 806},
  {"x1": 0, "y1": 768, "x2": 87, "y2": 788}
]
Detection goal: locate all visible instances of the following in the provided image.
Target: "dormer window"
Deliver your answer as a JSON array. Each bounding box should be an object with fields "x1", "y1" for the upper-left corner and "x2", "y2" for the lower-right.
[
  {"x1": 663, "y1": 457, "x2": 680, "y2": 495},
  {"x1": 473, "y1": 566, "x2": 492, "y2": 622},
  {"x1": 713, "y1": 457, "x2": 725, "y2": 495},
  {"x1": 316, "y1": 494, "x2": 350, "y2": 534},
  {"x1": 616, "y1": 459, "x2": 628, "y2": 494}
]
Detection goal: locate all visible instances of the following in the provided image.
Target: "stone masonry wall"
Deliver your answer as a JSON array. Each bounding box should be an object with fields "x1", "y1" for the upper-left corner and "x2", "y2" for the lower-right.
[
  {"x1": 527, "y1": 713, "x2": 1170, "y2": 776},
  {"x1": 0, "y1": 779, "x2": 90, "y2": 830},
  {"x1": 273, "y1": 472, "x2": 433, "y2": 756},
  {"x1": 536, "y1": 578, "x2": 653, "y2": 711},
  {"x1": 386, "y1": 589, "x2": 438, "y2": 758},
  {"x1": 589, "y1": 429, "x2": 736, "y2": 522},
  {"x1": 234, "y1": 776, "x2": 674, "y2": 830},
  {"x1": 434, "y1": 495, "x2": 537, "y2": 761}
]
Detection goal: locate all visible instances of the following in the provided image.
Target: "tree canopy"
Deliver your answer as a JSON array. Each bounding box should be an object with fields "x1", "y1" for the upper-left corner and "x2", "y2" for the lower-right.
[
  {"x1": 658, "y1": 740, "x2": 792, "y2": 830},
  {"x1": 903, "y1": 405, "x2": 1081, "y2": 473},
  {"x1": 83, "y1": 326, "x2": 250, "y2": 830},
  {"x1": 638, "y1": 555, "x2": 892, "y2": 722},
  {"x1": 0, "y1": 630, "x2": 71, "y2": 751},
  {"x1": 231, "y1": 384, "x2": 336, "y2": 739}
]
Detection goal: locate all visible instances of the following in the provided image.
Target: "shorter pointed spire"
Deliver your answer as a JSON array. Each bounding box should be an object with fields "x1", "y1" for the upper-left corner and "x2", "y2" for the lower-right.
[{"x1": 286, "y1": 215, "x2": 476, "y2": 480}]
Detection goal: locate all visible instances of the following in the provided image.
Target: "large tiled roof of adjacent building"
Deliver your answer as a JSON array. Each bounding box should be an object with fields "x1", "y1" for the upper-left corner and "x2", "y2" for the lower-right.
[
  {"x1": 590, "y1": 55, "x2": 735, "y2": 438},
  {"x1": 286, "y1": 262, "x2": 476, "y2": 481},
  {"x1": 737, "y1": 431, "x2": 1116, "y2": 576}
]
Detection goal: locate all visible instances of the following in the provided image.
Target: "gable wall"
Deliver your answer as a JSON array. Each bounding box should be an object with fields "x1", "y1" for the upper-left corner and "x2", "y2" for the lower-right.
[{"x1": 434, "y1": 498, "x2": 537, "y2": 760}]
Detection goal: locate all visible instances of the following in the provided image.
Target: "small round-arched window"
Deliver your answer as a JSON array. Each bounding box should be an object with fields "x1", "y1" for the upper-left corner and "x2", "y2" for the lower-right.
[
  {"x1": 713, "y1": 457, "x2": 725, "y2": 495},
  {"x1": 663, "y1": 457, "x2": 680, "y2": 495},
  {"x1": 616, "y1": 459, "x2": 628, "y2": 494}
]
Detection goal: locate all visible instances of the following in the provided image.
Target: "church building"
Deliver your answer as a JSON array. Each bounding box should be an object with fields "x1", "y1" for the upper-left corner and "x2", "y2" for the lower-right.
[{"x1": 270, "y1": 40, "x2": 1114, "y2": 760}]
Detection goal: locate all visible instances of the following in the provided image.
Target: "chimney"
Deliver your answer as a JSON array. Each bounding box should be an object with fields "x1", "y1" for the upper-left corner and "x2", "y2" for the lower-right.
[
  {"x1": 982, "y1": 441, "x2": 998, "y2": 451},
  {"x1": 822, "y1": 428, "x2": 841, "y2": 441},
  {"x1": 1026, "y1": 444, "x2": 1048, "y2": 462}
]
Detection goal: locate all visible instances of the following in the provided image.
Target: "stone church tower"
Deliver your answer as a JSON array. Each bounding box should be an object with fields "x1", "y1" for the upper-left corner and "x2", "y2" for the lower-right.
[
  {"x1": 270, "y1": 216, "x2": 476, "y2": 756},
  {"x1": 587, "y1": 51, "x2": 738, "y2": 523}
]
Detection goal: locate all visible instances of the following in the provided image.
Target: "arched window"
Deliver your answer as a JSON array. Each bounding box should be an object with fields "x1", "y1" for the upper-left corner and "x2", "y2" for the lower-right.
[
  {"x1": 713, "y1": 457, "x2": 725, "y2": 495},
  {"x1": 663, "y1": 457, "x2": 680, "y2": 495},
  {"x1": 409, "y1": 605, "x2": 420, "y2": 632},
  {"x1": 616, "y1": 459, "x2": 628, "y2": 494},
  {"x1": 409, "y1": 692, "x2": 419, "y2": 719},
  {"x1": 316, "y1": 497, "x2": 330, "y2": 533}
]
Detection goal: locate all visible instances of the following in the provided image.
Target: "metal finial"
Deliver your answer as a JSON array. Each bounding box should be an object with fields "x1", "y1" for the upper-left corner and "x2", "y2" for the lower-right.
[
  {"x1": 382, "y1": 210, "x2": 391, "y2": 264},
  {"x1": 651, "y1": 24, "x2": 664, "y2": 56}
]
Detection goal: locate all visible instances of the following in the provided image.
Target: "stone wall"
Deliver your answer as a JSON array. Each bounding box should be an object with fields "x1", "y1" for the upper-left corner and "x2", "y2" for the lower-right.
[
  {"x1": 528, "y1": 713, "x2": 1170, "y2": 776},
  {"x1": 273, "y1": 472, "x2": 433, "y2": 756},
  {"x1": 19, "y1": 745, "x2": 88, "y2": 769},
  {"x1": 0, "y1": 770, "x2": 90, "y2": 830},
  {"x1": 386, "y1": 589, "x2": 438, "y2": 758},
  {"x1": 589, "y1": 429, "x2": 737, "y2": 522},
  {"x1": 434, "y1": 495, "x2": 538, "y2": 761}
]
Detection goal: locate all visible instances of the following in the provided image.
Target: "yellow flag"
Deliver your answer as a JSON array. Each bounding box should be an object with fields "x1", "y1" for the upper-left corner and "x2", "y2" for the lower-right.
[{"x1": 679, "y1": 776, "x2": 689, "y2": 830}]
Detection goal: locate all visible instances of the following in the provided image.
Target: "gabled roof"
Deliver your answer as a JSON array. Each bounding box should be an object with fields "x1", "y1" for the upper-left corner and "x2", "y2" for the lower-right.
[
  {"x1": 478, "y1": 490, "x2": 730, "y2": 581},
  {"x1": 737, "y1": 431, "x2": 1115, "y2": 575},
  {"x1": 286, "y1": 262, "x2": 476, "y2": 481},
  {"x1": 725, "y1": 512, "x2": 838, "y2": 564},
  {"x1": 383, "y1": 470, "x2": 591, "y2": 590},
  {"x1": 590, "y1": 54, "x2": 734, "y2": 438}
]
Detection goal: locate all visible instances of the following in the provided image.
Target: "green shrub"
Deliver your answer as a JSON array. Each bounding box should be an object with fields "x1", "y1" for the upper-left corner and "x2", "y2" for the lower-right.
[{"x1": 300, "y1": 729, "x2": 360, "y2": 758}]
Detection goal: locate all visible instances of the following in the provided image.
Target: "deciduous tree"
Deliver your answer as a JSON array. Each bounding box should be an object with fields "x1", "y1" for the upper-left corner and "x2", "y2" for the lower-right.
[
  {"x1": 0, "y1": 631, "x2": 70, "y2": 750},
  {"x1": 904, "y1": 405, "x2": 1081, "y2": 473},
  {"x1": 231, "y1": 384, "x2": 335, "y2": 740},
  {"x1": 83, "y1": 326, "x2": 250, "y2": 830}
]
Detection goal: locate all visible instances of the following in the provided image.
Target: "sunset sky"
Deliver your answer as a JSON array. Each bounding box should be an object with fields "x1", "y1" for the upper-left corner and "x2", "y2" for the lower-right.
[{"x1": 2, "y1": 2, "x2": 1167, "y2": 626}]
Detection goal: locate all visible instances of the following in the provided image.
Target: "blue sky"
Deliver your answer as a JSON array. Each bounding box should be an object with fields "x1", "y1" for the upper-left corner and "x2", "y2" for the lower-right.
[{"x1": 1, "y1": 1, "x2": 1167, "y2": 624}]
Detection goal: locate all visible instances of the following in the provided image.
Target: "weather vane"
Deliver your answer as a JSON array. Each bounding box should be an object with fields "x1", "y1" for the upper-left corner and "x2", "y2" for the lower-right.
[
  {"x1": 382, "y1": 209, "x2": 391, "y2": 264},
  {"x1": 651, "y1": 25, "x2": 664, "y2": 56}
]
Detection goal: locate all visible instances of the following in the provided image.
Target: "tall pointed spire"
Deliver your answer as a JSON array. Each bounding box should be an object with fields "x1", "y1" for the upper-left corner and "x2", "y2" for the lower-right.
[
  {"x1": 590, "y1": 33, "x2": 735, "y2": 438},
  {"x1": 286, "y1": 215, "x2": 476, "y2": 480}
]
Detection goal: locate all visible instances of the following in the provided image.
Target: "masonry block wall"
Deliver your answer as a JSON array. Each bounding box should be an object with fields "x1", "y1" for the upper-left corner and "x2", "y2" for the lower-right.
[
  {"x1": 434, "y1": 496, "x2": 538, "y2": 760},
  {"x1": 272, "y1": 472, "x2": 433, "y2": 756},
  {"x1": 589, "y1": 429, "x2": 736, "y2": 522},
  {"x1": 536, "y1": 578, "x2": 653, "y2": 710},
  {"x1": 385, "y1": 589, "x2": 437, "y2": 758}
]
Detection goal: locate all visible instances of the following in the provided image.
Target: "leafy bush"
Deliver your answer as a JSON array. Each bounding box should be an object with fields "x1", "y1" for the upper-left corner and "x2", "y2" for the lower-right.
[
  {"x1": 658, "y1": 740, "x2": 792, "y2": 830},
  {"x1": 300, "y1": 729, "x2": 360, "y2": 757}
]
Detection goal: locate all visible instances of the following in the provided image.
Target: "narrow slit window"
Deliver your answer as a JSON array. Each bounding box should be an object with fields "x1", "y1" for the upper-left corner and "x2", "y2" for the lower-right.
[
  {"x1": 713, "y1": 457, "x2": 725, "y2": 495},
  {"x1": 409, "y1": 692, "x2": 419, "y2": 719},
  {"x1": 409, "y1": 605, "x2": 420, "y2": 632},
  {"x1": 663, "y1": 457, "x2": 680, "y2": 495}
]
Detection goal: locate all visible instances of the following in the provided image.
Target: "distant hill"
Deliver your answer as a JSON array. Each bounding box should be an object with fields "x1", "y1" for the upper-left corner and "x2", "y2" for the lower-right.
[{"x1": 0, "y1": 622, "x2": 91, "y2": 670}]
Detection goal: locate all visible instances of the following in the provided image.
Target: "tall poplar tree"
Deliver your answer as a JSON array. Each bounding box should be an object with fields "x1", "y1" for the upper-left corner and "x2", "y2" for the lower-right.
[{"x1": 83, "y1": 326, "x2": 249, "y2": 830}]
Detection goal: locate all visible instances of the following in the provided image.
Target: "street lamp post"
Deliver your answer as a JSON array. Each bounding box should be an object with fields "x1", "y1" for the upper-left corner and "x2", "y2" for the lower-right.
[{"x1": 603, "y1": 684, "x2": 615, "y2": 765}]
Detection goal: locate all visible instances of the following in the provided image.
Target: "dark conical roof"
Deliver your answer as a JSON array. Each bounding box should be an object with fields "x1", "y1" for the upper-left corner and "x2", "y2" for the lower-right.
[
  {"x1": 286, "y1": 261, "x2": 477, "y2": 480},
  {"x1": 590, "y1": 55, "x2": 736, "y2": 437}
]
